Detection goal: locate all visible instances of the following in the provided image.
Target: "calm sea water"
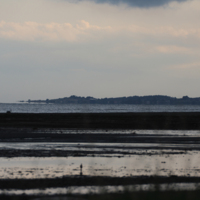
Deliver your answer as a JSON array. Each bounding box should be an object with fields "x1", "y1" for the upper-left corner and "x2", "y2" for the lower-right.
[{"x1": 1, "y1": 103, "x2": 200, "y2": 113}]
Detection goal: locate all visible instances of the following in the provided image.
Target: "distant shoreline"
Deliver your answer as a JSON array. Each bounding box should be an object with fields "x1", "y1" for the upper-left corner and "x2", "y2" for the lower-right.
[{"x1": 22, "y1": 95, "x2": 200, "y2": 105}]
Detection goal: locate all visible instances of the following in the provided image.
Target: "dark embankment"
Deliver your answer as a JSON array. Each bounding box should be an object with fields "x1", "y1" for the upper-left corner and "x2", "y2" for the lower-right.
[
  {"x1": 1, "y1": 112, "x2": 200, "y2": 130},
  {"x1": 1, "y1": 131, "x2": 200, "y2": 143},
  {"x1": 0, "y1": 176, "x2": 200, "y2": 189}
]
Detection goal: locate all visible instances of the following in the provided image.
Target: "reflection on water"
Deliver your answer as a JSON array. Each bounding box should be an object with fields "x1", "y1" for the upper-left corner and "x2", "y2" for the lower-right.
[
  {"x1": 1, "y1": 183, "x2": 200, "y2": 196},
  {"x1": 0, "y1": 152, "x2": 200, "y2": 179},
  {"x1": 30, "y1": 129, "x2": 200, "y2": 136},
  {"x1": 0, "y1": 129, "x2": 200, "y2": 179},
  {"x1": 0, "y1": 128, "x2": 199, "y2": 196},
  {"x1": 0, "y1": 142, "x2": 196, "y2": 150}
]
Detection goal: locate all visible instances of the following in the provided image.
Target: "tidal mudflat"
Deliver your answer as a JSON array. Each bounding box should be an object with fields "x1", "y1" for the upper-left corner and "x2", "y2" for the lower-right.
[
  {"x1": 1, "y1": 113, "x2": 200, "y2": 199},
  {"x1": 0, "y1": 129, "x2": 199, "y2": 179},
  {"x1": 0, "y1": 129, "x2": 200, "y2": 185}
]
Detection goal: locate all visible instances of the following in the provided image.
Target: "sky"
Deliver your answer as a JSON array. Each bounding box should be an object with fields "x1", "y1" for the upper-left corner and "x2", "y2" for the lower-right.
[{"x1": 0, "y1": 0, "x2": 200, "y2": 102}]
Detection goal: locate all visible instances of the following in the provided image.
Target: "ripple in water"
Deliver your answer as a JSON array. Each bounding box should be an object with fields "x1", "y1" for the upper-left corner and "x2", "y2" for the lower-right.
[{"x1": 1, "y1": 103, "x2": 200, "y2": 113}]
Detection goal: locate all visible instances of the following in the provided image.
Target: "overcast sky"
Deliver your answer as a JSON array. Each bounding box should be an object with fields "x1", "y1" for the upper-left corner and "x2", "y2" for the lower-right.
[{"x1": 1, "y1": 0, "x2": 200, "y2": 102}]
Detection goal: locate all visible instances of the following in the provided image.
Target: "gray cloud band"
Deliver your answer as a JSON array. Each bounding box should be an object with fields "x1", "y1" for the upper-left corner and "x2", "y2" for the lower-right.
[{"x1": 73, "y1": 0, "x2": 188, "y2": 7}]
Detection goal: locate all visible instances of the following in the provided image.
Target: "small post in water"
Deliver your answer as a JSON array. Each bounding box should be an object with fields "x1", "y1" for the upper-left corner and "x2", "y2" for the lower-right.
[{"x1": 80, "y1": 164, "x2": 83, "y2": 176}]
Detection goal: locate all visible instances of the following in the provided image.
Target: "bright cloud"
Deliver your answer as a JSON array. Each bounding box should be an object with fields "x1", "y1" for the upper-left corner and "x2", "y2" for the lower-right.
[
  {"x1": 0, "y1": 20, "x2": 112, "y2": 42},
  {"x1": 1, "y1": 20, "x2": 200, "y2": 43},
  {"x1": 156, "y1": 45, "x2": 191, "y2": 54}
]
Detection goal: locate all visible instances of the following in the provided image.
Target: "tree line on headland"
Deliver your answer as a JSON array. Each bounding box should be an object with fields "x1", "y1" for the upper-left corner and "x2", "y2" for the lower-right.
[{"x1": 20, "y1": 95, "x2": 200, "y2": 105}]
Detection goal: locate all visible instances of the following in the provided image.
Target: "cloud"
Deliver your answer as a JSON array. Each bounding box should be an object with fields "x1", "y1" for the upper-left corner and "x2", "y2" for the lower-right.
[
  {"x1": 0, "y1": 20, "x2": 111, "y2": 42},
  {"x1": 156, "y1": 45, "x2": 191, "y2": 54},
  {"x1": 73, "y1": 0, "x2": 188, "y2": 7},
  {"x1": 169, "y1": 62, "x2": 200, "y2": 69},
  {"x1": 1, "y1": 19, "x2": 200, "y2": 45},
  {"x1": 128, "y1": 25, "x2": 200, "y2": 39}
]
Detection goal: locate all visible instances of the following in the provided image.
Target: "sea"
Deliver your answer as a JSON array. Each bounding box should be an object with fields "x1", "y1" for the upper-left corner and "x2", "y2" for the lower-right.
[{"x1": 1, "y1": 103, "x2": 200, "y2": 113}]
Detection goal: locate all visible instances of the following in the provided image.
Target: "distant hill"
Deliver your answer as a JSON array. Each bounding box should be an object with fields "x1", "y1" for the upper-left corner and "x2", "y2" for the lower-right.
[{"x1": 21, "y1": 95, "x2": 200, "y2": 105}]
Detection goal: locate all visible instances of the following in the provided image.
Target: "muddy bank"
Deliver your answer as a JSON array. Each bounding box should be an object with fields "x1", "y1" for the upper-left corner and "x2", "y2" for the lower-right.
[
  {"x1": 0, "y1": 130, "x2": 200, "y2": 144},
  {"x1": 0, "y1": 176, "x2": 200, "y2": 189},
  {"x1": 1, "y1": 112, "x2": 200, "y2": 129},
  {"x1": 0, "y1": 149, "x2": 187, "y2": 157}
]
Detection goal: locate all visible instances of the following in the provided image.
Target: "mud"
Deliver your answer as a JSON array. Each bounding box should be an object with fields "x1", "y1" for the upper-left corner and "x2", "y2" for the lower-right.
[
  {"x1": 0, "y1": 149, "x2": 187, "y2": 157},
  {"x1": 1, "y1": 176, "x2": 200, "y2": 190},
  {"x1": 1, "y1": 112, "x2": 200, "y2": 129}
]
